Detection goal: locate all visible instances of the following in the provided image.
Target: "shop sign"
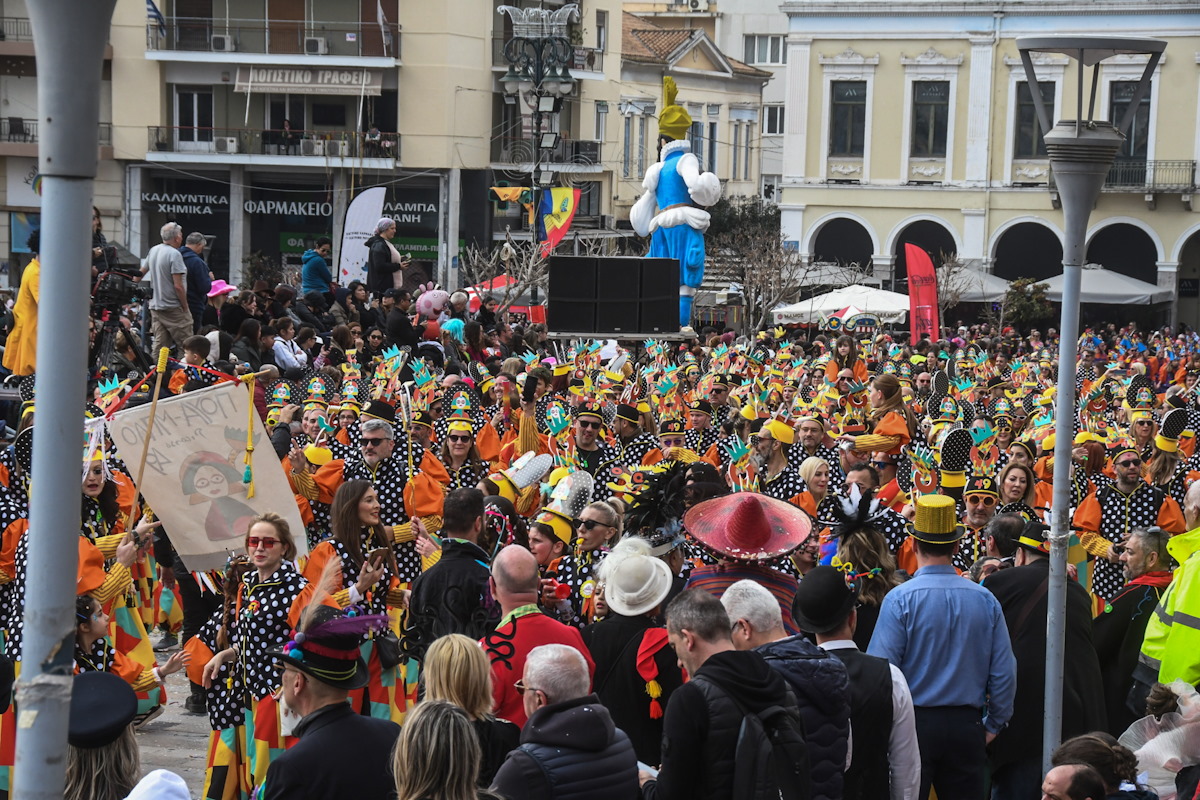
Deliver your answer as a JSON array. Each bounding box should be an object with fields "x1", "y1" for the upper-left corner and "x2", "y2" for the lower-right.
[{"x1": 141, "y1": 191, "x2": 331, "y2": 219}]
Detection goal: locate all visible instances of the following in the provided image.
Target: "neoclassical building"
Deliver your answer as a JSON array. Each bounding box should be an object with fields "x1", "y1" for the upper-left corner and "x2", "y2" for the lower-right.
[{"x1": 778, "y1": 0, "x2": 1200, "y2": 328}]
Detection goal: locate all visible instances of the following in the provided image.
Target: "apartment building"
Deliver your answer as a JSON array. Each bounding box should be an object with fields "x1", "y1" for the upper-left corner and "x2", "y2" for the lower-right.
[{"x1": 777, "y1": 0, "x2": 1200, "y2": 327}]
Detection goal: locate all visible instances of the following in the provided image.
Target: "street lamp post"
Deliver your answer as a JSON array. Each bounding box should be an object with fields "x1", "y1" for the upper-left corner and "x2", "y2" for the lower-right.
[
  {"x1": 497, "y1": 4, "x2": 578, "y2": 229},
  {"x1": 1016, "y1": 35, "x2": 1165, "y2": 773}
]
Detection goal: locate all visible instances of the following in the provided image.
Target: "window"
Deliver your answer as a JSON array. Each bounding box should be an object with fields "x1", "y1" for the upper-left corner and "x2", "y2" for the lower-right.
[
  {"x1": 269, "y1": 94, "x2": 306, "y2": 131},
  {"x1": 1110, "y1": 81, "x2": 1150, "y2": 160},
  {"x1": 744, "y1": 122, "x2": 753, "y2": 180},
  {"x1": 910, "y1": 81, "x2": 949, "y2": 157},
  {"x1": 637, "y1": 115, "x2": 647, "y2": 177},
  {"x1": 577, "y1": 182, "x2": 600, "y2": 217},
  {"x1": 761, "y1": 174, "x2": 780, "y2": 201},
  {"x1": 596, "y1": 10, "x2": 607, "y2": 51},
  {"x1": 175, "y1": 87, "x2": 214, "y2": 143},
  {"x1": 829, "y1": 80, "x2": 867, "y2": 157},
  {"x1": 744, "y1": 35, "x2": 786, "y2": 66},
  {"x1": 312, "y1": 103, "x2": 346, "y2": 127},
  {"x1": 1014, "y1": 81, "x2": 1055, "y2": 158},
  {"x1": 762, "y1": 104, "x2": 785, "y2": 135},
  {"x1": 622, "y1": 115, "x2": 632, "y2": 178},
  {"x1": 595, "y1": 101, "x2": 608, "y2": 145},
  {"x1": 690, "y1": 120, "x2": 704, "y2": 166},
  {"x1": 732, "y1": 124, "x2": 740, "y2": 180},
  {"x1": 708, "y1": 121, "x2": 717, "y2": 173}
]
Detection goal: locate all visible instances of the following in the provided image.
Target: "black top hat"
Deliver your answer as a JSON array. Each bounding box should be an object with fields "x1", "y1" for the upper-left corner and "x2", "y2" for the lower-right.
[
  {"x1": 659, "y1": 418, "x2": 686, "y2": 436},
  {"x1": 271, "y1": 605, "x2": 387, "y2": 691},
  {"x1": 687, "y1": 400, "x2": 714, "y2": 417},
  {"x1": 791, "y1": 565, "x2": 859, "y2": 634},
  {"x1": 361, "y1": 399, "x2": 396, "y2": 424},
  {"x1": 1016, "y1": 520, "x2": 1051, "y2": 555},
  {"x1": 615, "y1": 404, "x2": 640, "y2": 425},
  {"x1": 69, "y1": 672, "x2": 137, "y2": 749},
  {"x1": 576, "y1": 400, "x2": 604, "y2": 420}
]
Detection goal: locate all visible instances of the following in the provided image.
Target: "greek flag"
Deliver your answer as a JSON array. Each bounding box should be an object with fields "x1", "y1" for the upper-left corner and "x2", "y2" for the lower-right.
[{"x1": 146, "y1": 0, "x2": 167, "y2": 38}]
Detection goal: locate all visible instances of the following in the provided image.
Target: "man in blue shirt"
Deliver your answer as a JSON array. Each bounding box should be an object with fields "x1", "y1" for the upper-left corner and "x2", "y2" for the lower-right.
[
  {"x1": 179, "y1": 232, "x2": 212, "y2": 334},
  {"x1": 868, "y1": 494, "x2": 1016, "y2": 800}
]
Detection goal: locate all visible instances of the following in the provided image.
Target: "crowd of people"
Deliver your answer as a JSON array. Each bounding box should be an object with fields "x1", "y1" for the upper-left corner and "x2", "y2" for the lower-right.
[{"x1": 3, "y1": 230, "x2": 1200, "y2": 800}]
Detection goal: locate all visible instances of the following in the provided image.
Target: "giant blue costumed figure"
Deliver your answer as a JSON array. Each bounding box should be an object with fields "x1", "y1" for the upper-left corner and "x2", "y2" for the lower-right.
[{"x1": 630, "y1": 77, "x2": 722, "y2": 327}]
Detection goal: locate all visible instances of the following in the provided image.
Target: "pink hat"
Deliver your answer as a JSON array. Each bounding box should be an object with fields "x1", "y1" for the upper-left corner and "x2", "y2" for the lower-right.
[{"x1": 207, "y1": 279, "x2": 236, "y2": 298}]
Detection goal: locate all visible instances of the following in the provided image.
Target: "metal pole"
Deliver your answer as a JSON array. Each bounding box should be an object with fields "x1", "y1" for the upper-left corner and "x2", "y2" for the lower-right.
[
  {"x1": 16, "y1": 2, "x2": 116, "y2": 798},
  {"x1": 1043, "y1": 154, "x2": 1111, "y2": 774}
]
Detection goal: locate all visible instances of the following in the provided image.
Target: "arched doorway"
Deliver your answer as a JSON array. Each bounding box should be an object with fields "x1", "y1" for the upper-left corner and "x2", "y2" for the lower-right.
[
  {"x1": 892, "y1": 220, "x2": 956, "y2": 292},
  {"x1": 1178, "y1": 230, "x2": 1200, "y2": 331},
  {"x1": 1086, "y1": 223, "x2": 1158, "y2": 285},
  {"x1": 992, "y1": 222, "x2": 1063, "y2": 282},
  {"x1": 811, "y1": 217, "x2": 874, "y2": 270}
]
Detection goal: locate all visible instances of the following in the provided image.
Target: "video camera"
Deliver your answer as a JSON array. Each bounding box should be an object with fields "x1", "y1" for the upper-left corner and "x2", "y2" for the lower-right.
[{"x1": 92, "y1": 267, "x2": 146, "y2": 312}]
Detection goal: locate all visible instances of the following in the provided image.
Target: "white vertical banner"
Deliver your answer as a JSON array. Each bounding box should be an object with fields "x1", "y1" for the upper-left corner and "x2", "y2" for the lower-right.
[{"x1": 339, "y1": 186, "x2": 386, "y2": 285}]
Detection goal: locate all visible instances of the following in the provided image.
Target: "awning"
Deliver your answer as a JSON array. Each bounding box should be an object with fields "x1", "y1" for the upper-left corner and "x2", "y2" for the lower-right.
[
  {"x1": 234, "y1": 66, "x2": 382, "y2": 95},
  {"x1": 773, "y1": 284, "x2": 910, "y2": 325},
  {"x1": 1040, "y1": 268, "x2": 1171, "y2": 304},
  {"x1": 938, "y1": 268, "x2": 1011, "y2": 303}
]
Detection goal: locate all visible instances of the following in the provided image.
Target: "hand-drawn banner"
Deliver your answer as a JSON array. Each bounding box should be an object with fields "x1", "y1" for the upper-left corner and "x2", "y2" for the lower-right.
[{"x1": 109, "y1": 381, "x2": 306, "y2": 572}]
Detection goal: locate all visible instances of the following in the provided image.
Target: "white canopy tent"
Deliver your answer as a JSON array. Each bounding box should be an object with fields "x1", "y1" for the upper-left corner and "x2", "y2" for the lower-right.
[
  {"x1": 940, "y1": 268, "x2": 1011, "y2": 303},
  {"x1": 774, "y1": 284, "x2": 910, "y2": 325},
  {"x1": 1041, "y1": 268, "x2": 1171, "y2": 304}
]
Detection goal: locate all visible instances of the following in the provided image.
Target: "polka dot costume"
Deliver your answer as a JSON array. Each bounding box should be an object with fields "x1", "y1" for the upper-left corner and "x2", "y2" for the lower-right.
[
  {"x1": 759, "y1": 464, "x2": 808, "y2": 502},
  {"x1": 195, "y1": 608, "x2": 243, "y2": 731},
  {"x1": 1090, "y1": 482, "x2": 1172, "y2": 599},
  {"x1": 231, "y1": 563, "x2": 308, "y2": 701},
  {"x1": 340, "y1": 456, "x2": 420, "y2": 581},
  {"x1": 685, "y1": 427, "x2": 721, "y2": 457},
  {"x1": 616, "y1": 433, "x2": 659, "y2": 468}
]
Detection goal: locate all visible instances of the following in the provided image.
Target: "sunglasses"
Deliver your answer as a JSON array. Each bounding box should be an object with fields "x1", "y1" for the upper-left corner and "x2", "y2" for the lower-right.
[
  {"x1": 1113, "y1": 543, "x2": 1127, "y2": 554},
  {"x1": 247, "y1": 536, "x2": 280, "y2": 549},
  {"x1": 579, "y1": 519, "x2": 609, "y2": 531},
  {"x1": 966, "y1": 495, "x2": 997, "y2": 506},
  {"x1": 1134, "y1": 421, "x2": 1152, "y2": 426},
  {"x1": 513, "y1": 679, "x2": 540, "y2": 696},
  {"x1": 362, "y1": 437, "x2": 389, "y2": 447},
  {"x1": 871, "y1": 461, "x2": 894, "y2": 470},
  {"x1": 369, "y1": 334, "x2": 383, "y2": 340},
  {"x1": 447, "y1": 434, "x2": 472, "y2": 443},
  {"x1": 577, "y1": 419, "x2": 601, "y2": 429},
  {"x1": 1117, "y1": 459, "x2": 1142, "y2": 468},
  {"x1": 660, "y1": 437, "x2": 684, "y2": 448}
]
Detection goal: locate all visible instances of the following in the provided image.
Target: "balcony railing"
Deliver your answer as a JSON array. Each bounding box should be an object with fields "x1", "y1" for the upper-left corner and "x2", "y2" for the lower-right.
[
  {"x1": 147, "y1": 16, "x2": 399, "y2": 59},
  {"x1": 1049, "y1": 160, "x2": 1197, "y2": 192},
  {"x1": 491, "y1": 135, "x2": 602, "y2": 167},
  {"x1": 1, "y1": 117, "x2": 111, "y2": 146},
  {"x1": 0, "y1": 17, "x2": 32, "y2": 42},
  {"x1": 490, "y1": 37, "x2": 604, "y2": 72},
  {"x1": 148, "y1": 126, "x2": 398, "y2": 160}
]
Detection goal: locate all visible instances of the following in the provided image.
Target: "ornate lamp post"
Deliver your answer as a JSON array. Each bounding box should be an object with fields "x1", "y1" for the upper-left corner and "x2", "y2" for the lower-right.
[
  {"x1": 497, "y1": 4, "x2": 578, "y2": 191},
  {"x1": 1016, "y1": 35, "x2": 1164, "y2": 773}
]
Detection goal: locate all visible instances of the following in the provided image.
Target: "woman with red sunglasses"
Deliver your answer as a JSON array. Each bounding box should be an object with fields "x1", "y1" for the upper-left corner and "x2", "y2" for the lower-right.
[{"x1": 191, "y1": 512, "x2": 307, "y2": 794}]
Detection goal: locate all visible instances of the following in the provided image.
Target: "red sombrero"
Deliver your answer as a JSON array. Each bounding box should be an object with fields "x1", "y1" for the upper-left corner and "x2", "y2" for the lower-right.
[{"x1": 683, "y1": 493, "x2": 812, "y2": 562}]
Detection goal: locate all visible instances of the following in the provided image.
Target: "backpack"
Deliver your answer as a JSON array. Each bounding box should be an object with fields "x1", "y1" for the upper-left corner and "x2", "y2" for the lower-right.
[{"x1": 694, "y1": 676, "x2": 812, "y2": 800}]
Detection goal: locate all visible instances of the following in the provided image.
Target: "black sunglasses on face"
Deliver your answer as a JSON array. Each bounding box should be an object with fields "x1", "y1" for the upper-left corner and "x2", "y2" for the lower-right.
[
  {"x1": 577, "y1": 419, "x2": 601, "y2": 429},
  {"x1": 579, "y1": 519, "x2": 609, "y2": 530},
  {"x1": 362, "y1": 437, "x2": 388, "y2": 446},
  {"x1": 447, "y1": 434, "x2": 472, "y2": 443}
]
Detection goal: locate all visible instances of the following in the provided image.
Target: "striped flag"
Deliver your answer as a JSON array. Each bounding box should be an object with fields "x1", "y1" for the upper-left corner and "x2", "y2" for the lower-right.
[{"x1": 146, "y1": 0, "x2": 167, "y2": 38}]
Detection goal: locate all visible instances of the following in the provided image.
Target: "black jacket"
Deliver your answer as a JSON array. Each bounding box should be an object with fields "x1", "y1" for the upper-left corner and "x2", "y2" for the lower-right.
[
  {"x1": 405, "y1": 539, "x2": 496, "y2": 661},
  {"x1": 261, "y1": 702, "x2": 399, "y2": 800},
  {"x1": 829, "y1": 647, "x2": 893, "y2": 800},
  {"x1": 474, "y1": 716, "x2": 521, "y2": 786},
  {"x1": 582, "y1": 613, "x2": 684, "y2": 765},
  {"x1": 491, "y1": 694, "x2": 639, "y2": 800},
  {"x1": 1093, "y1": 576, "x2": 1170, "y2": 735},
  {"x1": 985, "y1": 558, "x2": 1107, "y2": 769},
  {"x1": 365, "y1": 235, "x2": 399, "y2": 297},
  {"x1": 220, "y1": 303, "x2": 250, "y2": 336},
  {"x1": 757, "y1": 636, "x2": 850, "y2": 800},
  {"x1": 642, "y1": 649, "x2": 805, "y2": 800},
  {"x1": 386, "y1": 307, "x2": 419, "y2": 350}
]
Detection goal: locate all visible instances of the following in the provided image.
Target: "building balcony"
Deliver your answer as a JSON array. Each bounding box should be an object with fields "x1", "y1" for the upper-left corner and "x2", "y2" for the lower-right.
[
  {"x1": 490, "y1": 37, "x2": 605, "y2": 77},
  {"x1": 0, "y1": 117, "x2": 112, "y2": 158},
  {"x1": 1048, "y1": 160, "x2": 1197, "y2": 193},
  {"x1": 146, "y1": 126, "x2": 399, "y2": 168},
  {"x1": 0, "y1": 15, "x2": 111, "y2": 58},
  {"x1": 146, "y1": 17, "x2": 399, "y2": 66},
  {"x1": 490, "y1": 135, "x2": 603, "y2": 172}
]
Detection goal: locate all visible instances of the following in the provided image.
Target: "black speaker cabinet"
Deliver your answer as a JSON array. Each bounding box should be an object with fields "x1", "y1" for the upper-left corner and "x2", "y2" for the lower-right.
[
  {"x1": 595, "y1": 257, "x2": 642, "y2": 334},
  {"x1": 639, "y1": 258, "x2": 680, "y2": 333},
  {"x1": 547, "y1": 256, "x2": 597, "y2": 332}
]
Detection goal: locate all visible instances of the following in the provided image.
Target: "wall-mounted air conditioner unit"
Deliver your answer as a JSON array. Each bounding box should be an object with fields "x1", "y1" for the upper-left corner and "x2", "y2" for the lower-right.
[
  {"x1": 214, "y1": 137, "x2": 239, "y2": 154},
  {"x1": 327, "y1": 140, "x2": 351, "y2": 156},
  {"x1": 211, "y1": 34, "x2": 234, "y2": 52},
  {"x1": 301, "y1": 139, "x2": 325, "y2": 156},
  {"x1": 304, "y1": 36, "x2": 328, "y2": 55}
]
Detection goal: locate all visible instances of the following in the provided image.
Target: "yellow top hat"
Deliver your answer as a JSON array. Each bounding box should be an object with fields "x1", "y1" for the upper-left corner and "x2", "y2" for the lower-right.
[
  {"x1": 762, "y1": 419, "x2": 795, "y2": 445},
  {"x1": 908, "y1": 494, "x2": 964, "y2": 545},
  {"x1": 658, "y1": 77, "x2": 692, "y2": 141}
]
